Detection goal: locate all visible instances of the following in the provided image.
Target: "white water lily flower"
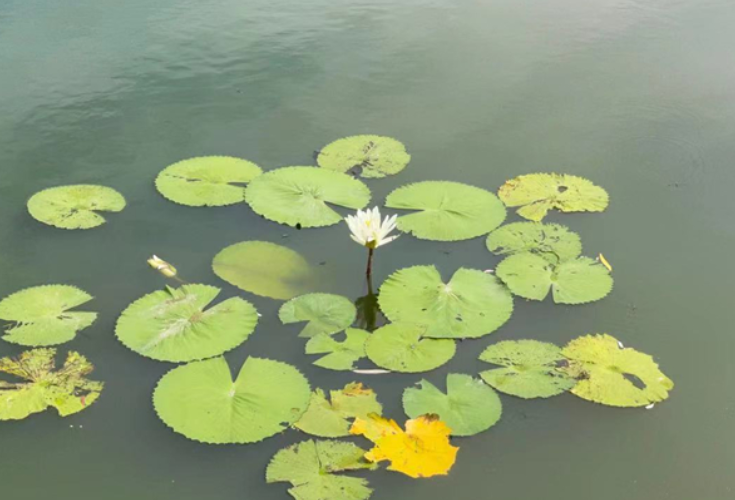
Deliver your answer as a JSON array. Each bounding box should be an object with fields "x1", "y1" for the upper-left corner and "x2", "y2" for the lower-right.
[
  {"x1": 345, "y1": 207, "x2": 399, "y2": 249},
  {"x1": 147, "y1": 255, "x2": 177, "y2": 278}
]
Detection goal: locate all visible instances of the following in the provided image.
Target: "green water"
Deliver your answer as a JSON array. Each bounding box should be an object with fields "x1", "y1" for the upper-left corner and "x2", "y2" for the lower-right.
[{"x1": 1, "y1": 0, "x2": 734, "y2": 498}]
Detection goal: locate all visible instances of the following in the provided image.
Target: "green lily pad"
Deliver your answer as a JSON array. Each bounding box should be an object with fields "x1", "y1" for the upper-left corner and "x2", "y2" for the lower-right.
[
  {"x1": 115, "y1": 284, "x2": 258, "y2": 363},
  {"x1": 153, "y1": 356, "x2": 311, "y2": 444},
  {"x1": 317, "y1": 135, "x2": 411, "y2": 178},
  {"x1": 561, "y1": 334, "x2": 674, "y2": 407},
  {"x1": 245, "y1": 166, "x2": 371, "y2": 228},
  {"x1": 266, "y1": 439, "x2": 375, "y2": 500},
  {"x1": 378, "y1": 265, "x2": 513, "y2": 339},
  {"x1": 305, "y1": 329, "x2": 370, "y2": 371},
  {"x1": 27, "y1": 185, "x2": 126, "y2": 230},
  {"x1": 155, "y1": 156, "x2": 262, "y2": 207},
  {"x1": 495, "y1": 253, "x2": 613, "y2": 304},
  {"x1": 0, "y1": 285, "x2": 97, "y2": 346},
  {"x1": 486, "y1": 222, "x2": 582, "y2": 264},
  {"x1": 385, "y1": 181, "x2": 506, "y2": 241},
  {"x1": 479, "y1": 340, "x2": 576, "y2": 399},
  {"x1": 0, "y1": 348, "x2": 103, "y2": 420},
  {"x1": 294, "y1": 382, "x2": 382, "y2": 437},
  {"x1": 279, "y1": 293, "x2": 356, "y2": 338},
  {"x1": 212, "y1": 241, "x2": 319, "y2": 300},
  {"x1": 498, "y1": 173, "x2": 609, "y2": 221},
  {"x1": 402, "y1": 374, "x2": 502, "y2": 436},
  {"x1": 364, "y1": 323, "x2": 456, "y2": 373}
]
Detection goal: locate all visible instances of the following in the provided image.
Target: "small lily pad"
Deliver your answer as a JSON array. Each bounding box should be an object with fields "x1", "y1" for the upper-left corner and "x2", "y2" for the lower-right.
[
  {"x1": 365, "y1": 323, "x2": 455, "y2": 373},
  {"x1": 155, "y1": 156, "x2": 262, "y2": 206},
  {"x1": 385, "y1": 181, "x2": 506, "y2": 241},
  {"x1": 479, "y1": 340, "x2": 576, "y2": 399},
  {"x1": 486, "y1": 222, "x2": 582, "y2": 264},
  {"x1": 305, "y1": 329, "x2": 370, "y2": 371},
  {"x1": 294, "y1": 382, "x2": 383, "y2": 437},
  {"x1": 317, "y1": 135, "x2": 411, "y2": 178},
  {"x1": 0, "y1": 285, "x2": 97, "y2": 346},
  {"x1": 279, "y1": 293, "x2": 356, "y2": 338},
  {"x1": 27, "y1": 185, "x2": 126, "y2": 229},
  {"x1": 402, "y1": 374, "x2": 502, "y2": 436}
]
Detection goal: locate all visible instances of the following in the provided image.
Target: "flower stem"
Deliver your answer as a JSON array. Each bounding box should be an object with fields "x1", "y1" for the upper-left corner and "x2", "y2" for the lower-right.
[{"x1": 366, "y1": 247, "x2": 374, "y2": 279}]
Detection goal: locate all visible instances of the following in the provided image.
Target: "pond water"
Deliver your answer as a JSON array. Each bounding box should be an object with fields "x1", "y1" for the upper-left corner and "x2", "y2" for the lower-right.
[{"x1": 1, "y1": 0, "x2": 734, "y2": 499}]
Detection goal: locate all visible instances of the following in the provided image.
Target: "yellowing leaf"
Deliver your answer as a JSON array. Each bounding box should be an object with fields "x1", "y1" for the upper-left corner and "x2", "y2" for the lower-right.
[
  {"x1": 598, "y1": 253, "x2": 612, "y2": 272},
  {"x1": 349, "y1": 414, "x2": 458, "y2": 478}
]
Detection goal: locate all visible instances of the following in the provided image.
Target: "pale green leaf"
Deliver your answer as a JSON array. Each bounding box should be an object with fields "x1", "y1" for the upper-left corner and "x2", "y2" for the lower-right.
[
  {"x1": 364, "y1": 323, "x2": 455, "y2": 373},
  {"x1": 317, "y1": 135, "x2": 410, "y2": 178},
  {"x1": 305, "y1": 329, "x2": 369, "y2": 371},
  {"x1": 279, "y1": 293, "x2": 356, "y2": 338},
  {"x1": 294, "y1": 382, "x2": 382, "y2": 437},
  {"x1": 486, "y1": 222, "x2": 582, "y2": 264},
  {"x1": 27, "y1": 185, "x2": 126, "y2": 229}
]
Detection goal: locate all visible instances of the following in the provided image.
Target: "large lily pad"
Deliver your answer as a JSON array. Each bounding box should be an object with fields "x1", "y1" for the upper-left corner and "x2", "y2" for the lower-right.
[
  {"x1": 561, "y1": 334, "x2": 674, "y2": 407},
  {"x1": 486, "y1": 222, "x2": 582, "y2": 264},
  {"x1": 212, "y1": 241, "x2": 318, "y2": 300},
  {"x1": 365, "y1": 323, "x2": 455, "y2": 373},
  {"x1": 402, "y1": 374, "x2": 502, "y2": 436},
  {"x1": 305, "y1": 329, "x2": 370, "y2": 371},
  {"x1": 279, "y1": 293, "x2": 356, "y2": 338},
  {"x1": 115, "y1": 284, "x2": 258, "y2": 363},
  {"x1": 155, "y1": 156, "x2": 262, "y2": 207},
  {"x1": 27, "y1": 185, "x2": 126, "y2": 229},
  {"x1": 385, "y1": 181, "x2": 506, "y2": 241},
  {"x1": 153, "y1": 356, "x2": 311, "y2": 444},
  {"x1": 0, "y1": 285, "x2": 97, "y2": 346},
  {"x1": 479, "y1": 340, "x2": 576, "y2": 399},
  {"x1": 266, "y1": 439, "x2": 375, "y2": 500},
  {"x1": 245, "y1": 166, "x2": 371, "y2": 228},
  {"x1": 294, "y1": 383, "x2": 383, "y2": 437},
  {"x1": 0, "y1": 348, "x2": 103, "y2": 420},
  {"x1": 317, "y1": 135, "x2": 411, "y2": 178},
  {"x1": 495, "y1": 253, "x2": 613, "y2": 304},
  {"x1": 378, "y1": 265, "x2": 513, "y2": 339},
  {"x1": 498, "y1": 173, "x2": 609, "y2": 221}
]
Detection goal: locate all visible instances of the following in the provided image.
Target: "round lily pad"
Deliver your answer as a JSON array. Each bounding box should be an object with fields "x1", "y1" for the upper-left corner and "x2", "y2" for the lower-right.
[
  {"x1": 479, "y1": 340, "x2": 576, "y2": 399},
  {"x1": 486, "y1": 222, "x2": 582, "y2": 264},
  {"x1": 212, "y1": 241, "x2": 318, "y2": 300},
  {"x1": 153, "y1": 356, "x2": 311, "y2": 444},
  {"x1": 385, "y1": 181, "x2": 506, "y2": 241},
  {"x1": 364, "y1": 323, "x2": 455, "y2": 373},
  {"x1": 402, "y1": 374, "x2": 502, "y2": 436},
  {"x1": 317, "y1": 135, "x2": 411, "y2": 178},
  {"x1": 305, "y1": 329, "x2": 370, "y2": 371},
  {"x1": 115, "y1": 284, "x2": 258, "y2": 363},
  {"x1": 27, "y1": 184, "x2": 126, "y2": 229},
  {"x1": 294, "y1": 382, "x2": 382, "y2": 437},
  {"x1": 0, "y1": 284, "x2": 97, "y2": 346},
  {"x1": 279, "y1": 293, "x2": 356, "y2": 338},
  {"x1": 378, "y1": 265, "x2": 513, "y2": 339},
  {"x1": 155, "y1": 156, "x2": 262, "y2": 207},
  {"x1": 245, "y1": 166, "x2": 371, "y2": 228}
]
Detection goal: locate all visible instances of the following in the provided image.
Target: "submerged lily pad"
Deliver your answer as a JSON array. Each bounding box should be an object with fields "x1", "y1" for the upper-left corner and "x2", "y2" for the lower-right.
[
  {"x1": 115, "y1": 284, "x2": 258, "y2": 363},
  {"x1": 212, "y1": 241, "x2": 318, "y2": 300},
  {"x1": 245, "y1": 166, "x2": 371, "y2": 228},
  {"x1": 279, "y1": 293, "x2": 356, "y2": 338},
  {"x1": 0, "y1": 348, "x2": 103, "y2": 420},
  {"x1": 0, "y1": 285, "x2": 97, "y2": 346},
  {"x1": 496, "y1": 253, "x2": 613, "y2": 304},
  {"x1": 294, "y1": 382, "x2": 383, "y2": 437},
  {"x1": 365, "y1": 323, "x2": 455, "y2": 373},
  {"x1": 317, "y1": 135, "x2": 411, "y2": 178},
  {"x1": 385, "y1": 181, "x2": 506, "y2": 241},
  {"x1": 266, "y1": 439, "x2": 375, "y2": 500},
  {"x1": 27, "y1": 185, "x2": 126, "y2": 229},
  {"x1": 486, "y1": 222, "x2": 582, "y2": 264},
  {"x1": 153, "y1": 356, "x2": 310, "y2": 444},
  {"x1": 479, "y1": 340, "x2": 576, "y2": 399},
  {"x1": 402, "y1": 374, "x2": 502, "y2": 436},
  {"x1": 155, "y1": 156, "x2": 262, "y2": 207},
  {"x1": 561, "y1": 334, "x2": 674, "y2": 407},
  {"x1": 378, "y1": 265, "x2": 513, "y2": 339},
  {"x1": 498, "y1": 173, "x2": 609, "y2": 221},
  {"x1": 305, "y1": 328, "x2": 370, "y2": 371}
]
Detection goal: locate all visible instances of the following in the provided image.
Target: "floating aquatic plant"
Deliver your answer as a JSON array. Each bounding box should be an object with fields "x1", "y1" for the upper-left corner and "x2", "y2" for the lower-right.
[
  {"x1": 317, "y1": 135, "x2": 411, "y2": 178},
  {"x1": 279, "y1": 293, "x2": 357, "y2": 338},
  {"x1": 146, "y1": 255, "x2": 179, "y2": 279},
  {"x1": 486, "y1": 221, "x2": 582, "y2": 264},
  {"x1": 27, "y1": 184, "x2": 126, "y2": 229},
  {"x1": 364, "y1": 323, "x2": 456, "y2": 373},
  {"x1": 305, "y1": 328, "x2": 370, "y2": 371}
]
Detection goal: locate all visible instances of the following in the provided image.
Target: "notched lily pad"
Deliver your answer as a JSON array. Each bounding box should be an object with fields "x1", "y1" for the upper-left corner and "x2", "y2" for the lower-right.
[
  {"x1": 305, "y1": 328, "x2": 370, "y2": 371},
  {"x1": 0, "y1": 348, "x2": 103, "y2": 420},
  {"x1": 155, "y1": 156, "x2": 262, "y2": 206},
  {"x1": 365, "y1": 323, "x2": 456, "y2": 373},
  {"x1": 317, "y1": 135, "x2": 411, "y2": 178},
  {"x1": 294, "y1": 382, "x2": 383, "y2": 437},
  {"x1": 486, "y1": 222, "x2": 582, "y2": 264},
  {"x1": 0, "y1": 285, "x2": 97, "y2": 346},
  {"x1": 498, "y1": 173, "x2": 609, "y2": 221},
  {"x1": 27, "y1": 184, "x2": 126, "y2": 229},
  {"x1": 385, "y1": 181, "x2": 506, "y2": 241},
  {"x1": 279, "y1": 293, "x2": 356, "y2": 338}
]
